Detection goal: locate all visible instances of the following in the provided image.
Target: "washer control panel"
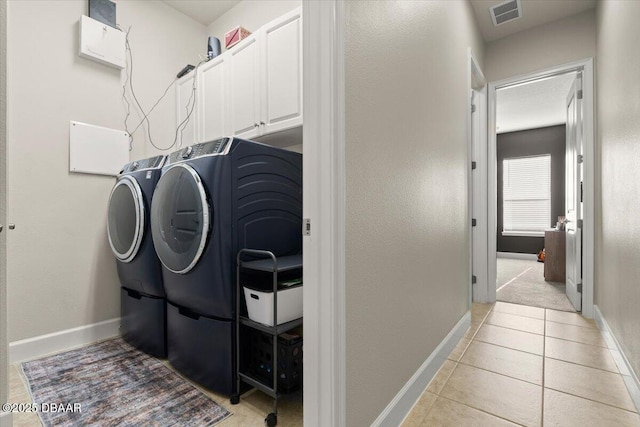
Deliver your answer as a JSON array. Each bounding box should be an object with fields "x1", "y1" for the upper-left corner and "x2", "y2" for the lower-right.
[
  {"x1": 167, "y1": 138, "x2": 231, "y2": 165},
  {"x1": 121, "y1": 155, "x2": 166, "y2": 174}
]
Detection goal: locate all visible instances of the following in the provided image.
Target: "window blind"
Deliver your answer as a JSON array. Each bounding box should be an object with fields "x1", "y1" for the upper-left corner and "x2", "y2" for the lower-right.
[{"x1": 503, "y1": 155, "x2": 551, "y2": 235}]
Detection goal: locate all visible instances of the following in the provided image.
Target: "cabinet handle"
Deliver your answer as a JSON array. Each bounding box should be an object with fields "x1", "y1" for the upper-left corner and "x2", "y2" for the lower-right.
[
  {"x1": 254, "y1": 123, "x2": 259, "y2": 128},
  {"x1": 260, "y1": 121, "x2": 265, "y2": 126},
  {"x1": 8, "y1": 224, "x2": 15, "y2": 230}
]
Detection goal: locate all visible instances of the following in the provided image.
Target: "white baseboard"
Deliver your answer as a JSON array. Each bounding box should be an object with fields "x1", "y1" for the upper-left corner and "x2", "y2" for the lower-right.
[
  {"x1": 497, "y1": 252, "x2": 538, "y2": 260},
  {"x1": 593, "y1": 306, "x2": 640, "y2": 413},
  {"x1": 0, "y1": 411, "x2": 12, "y2": 427},
  {"x1": 371, "y1": 312, "x2": 471, "y2": 427},
  {"x1": 9, "y1": 318, "x2": 120, "y2": 364}
]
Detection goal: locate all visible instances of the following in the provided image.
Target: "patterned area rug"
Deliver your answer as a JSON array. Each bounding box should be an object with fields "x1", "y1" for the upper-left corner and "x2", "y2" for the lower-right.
[{"x1": 21, "y1": 338, "x2": 231, "y2": 426}]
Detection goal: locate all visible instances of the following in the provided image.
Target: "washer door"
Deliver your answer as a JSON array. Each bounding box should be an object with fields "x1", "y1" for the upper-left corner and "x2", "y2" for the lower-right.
[
  {"x1": 151, "y1": 164, "x2": 210, "y2": 274},
  {"x1": 107, "y1": 175, "x2": 145, "y2": 263}
]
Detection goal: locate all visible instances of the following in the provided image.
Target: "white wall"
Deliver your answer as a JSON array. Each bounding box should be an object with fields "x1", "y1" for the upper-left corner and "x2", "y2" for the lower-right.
[
  {"x1": 344, "y1": 1, "x2": 484, "y2": 425},
  {"x1": 595, "y1": 0, "x2": 640, "y2": 379},
  {"x1": 484, "y1": 9, "x2": 596, "y2": 82},
  {"x1": 206, "y1": 0, "x2": 301, "y2": 53},
  {"x1": 6, "y1": 0, "x2": 206, "y2": 342},
  {"x1": 119, "y1": 1, "x2": 208, "y2": 159}
]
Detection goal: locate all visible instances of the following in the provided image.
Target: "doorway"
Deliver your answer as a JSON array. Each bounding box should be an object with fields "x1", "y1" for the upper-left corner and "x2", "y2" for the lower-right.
[
  {"x1": 494, "y1": 72, "x2": 576, "y2": 312},
  {"x1": 483, "y1": 59, "x2": 595, "y2": 318}
]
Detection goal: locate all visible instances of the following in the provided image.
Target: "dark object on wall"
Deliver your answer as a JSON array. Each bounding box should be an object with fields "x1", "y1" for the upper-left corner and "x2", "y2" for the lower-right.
[
  {"x1": 88, "y1": 0, "x2": 116, "y2": 29},
  {"x1": 497, "y1": 125, "x2": 566, "y2": 254},
  {"x1": 208, "y1": 36, "x2": 221, "y2": 60}
]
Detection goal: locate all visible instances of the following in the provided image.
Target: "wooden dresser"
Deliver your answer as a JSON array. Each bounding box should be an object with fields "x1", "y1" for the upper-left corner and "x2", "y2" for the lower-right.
[{"x1": 544, "y1": 230, "x2": 566, "y2": 282}]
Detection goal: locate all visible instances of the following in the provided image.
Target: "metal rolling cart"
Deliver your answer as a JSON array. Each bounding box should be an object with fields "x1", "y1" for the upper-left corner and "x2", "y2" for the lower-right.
[{"x1": 230, "y1": 249, "x2": 303, "y2": 427}]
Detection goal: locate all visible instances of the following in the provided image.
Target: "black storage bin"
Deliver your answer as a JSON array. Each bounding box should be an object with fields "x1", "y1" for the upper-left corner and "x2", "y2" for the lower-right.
[
  {"x1": 120, "y1": 287, "x2": 166, "y2": 358},
  {"x1": 244, "y1": 328, "x2": 303, "y2": 393},
  {"x1": 167, "y1": 302, "x2": 235, "y2": 395}
]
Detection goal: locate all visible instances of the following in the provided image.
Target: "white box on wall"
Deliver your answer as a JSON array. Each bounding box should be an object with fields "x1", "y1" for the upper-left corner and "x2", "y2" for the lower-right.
[
  {"x1": 69, "y1": 121, "x2": 129, "y2": 176},
  {"x1": 79, "y1": 15, "x2": 125, "y2": 69}
]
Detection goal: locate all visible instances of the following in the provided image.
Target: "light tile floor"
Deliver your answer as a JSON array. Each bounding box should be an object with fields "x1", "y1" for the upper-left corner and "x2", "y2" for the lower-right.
[
  {"x1": 403, "y1": 302, "x2": 640, "y2": 427},
  {"x1": 9, "y1": 303, "x2": 640, "y2": 426},
  {"x1": 8, "y1": 352, "x2": 302, "y2": 427}
]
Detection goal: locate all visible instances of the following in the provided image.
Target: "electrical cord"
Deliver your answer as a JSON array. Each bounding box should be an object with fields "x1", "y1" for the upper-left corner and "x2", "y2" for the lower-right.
[{"x1": 119, "y1": 25, "x2": 192, "y2": 152}]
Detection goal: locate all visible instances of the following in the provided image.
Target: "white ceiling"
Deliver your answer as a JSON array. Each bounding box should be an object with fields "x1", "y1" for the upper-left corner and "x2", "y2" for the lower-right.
[
  {"x1": 470, "y1": 0, "x2": 597, "y2": 42},
  {"x1": 496, "y1": 72, "x2": 577, "y2": 134},
  {"x1": 162, "y1": 0, "x2": 241, "y2": 26}
]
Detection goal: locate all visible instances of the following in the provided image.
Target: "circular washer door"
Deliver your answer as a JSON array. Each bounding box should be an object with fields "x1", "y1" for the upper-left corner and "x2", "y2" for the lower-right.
[
  {"x1": 151, "y1": 164, "x2": 210, "y2": 274},
  {"x1": 107, "y1": 175, "x2": 145, "y2": 263}
]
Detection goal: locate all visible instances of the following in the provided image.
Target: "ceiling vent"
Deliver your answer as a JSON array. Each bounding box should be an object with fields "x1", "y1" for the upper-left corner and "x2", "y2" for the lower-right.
[{"x1": 490, "y1": 0, "x2": 522, "y2": 26}]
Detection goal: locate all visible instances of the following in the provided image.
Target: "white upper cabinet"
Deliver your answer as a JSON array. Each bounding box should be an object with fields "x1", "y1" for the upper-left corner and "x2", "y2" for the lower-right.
[
  {"x1": 199, "y1": 55, "x2": 230, "y2": 142},
  {"x1": 229, "y1": 35, "x2": 261, "y2": 139},
  {"x1": 261, "y1": 8, "x2": 303, "y2": 135},
  {"x1": 175, "y1": 72, "x2": 197, "y2": 147},
  {"x1": 229, "y1": 6, "x2": 302, "y2": 138},
  {"x1": 176, "y1": 7, "x2": 302, "y2": 144}
]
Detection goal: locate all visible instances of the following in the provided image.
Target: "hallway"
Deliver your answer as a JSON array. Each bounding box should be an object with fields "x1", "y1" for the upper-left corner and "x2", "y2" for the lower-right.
[{"x1": 402, "y1": 302, "x2": 640, "y2": 426}]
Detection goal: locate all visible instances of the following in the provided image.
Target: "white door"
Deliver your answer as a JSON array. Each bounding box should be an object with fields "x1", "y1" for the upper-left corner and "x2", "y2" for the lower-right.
[
  {"x1": 565, "y1": 74, "x2": 583, "y2": 311},
  {"x1": 261, "y1": 7, "x2": 303, "y2": 135},
  {"x1": 176, "y1": 72, "x2": 198, "y2": 147},
  {"x1": 229, "y1": 35, "x2": 260, "y2": 138},
  {"x1": 199, "y1": 56, "x2": 229, "y2": 142}
]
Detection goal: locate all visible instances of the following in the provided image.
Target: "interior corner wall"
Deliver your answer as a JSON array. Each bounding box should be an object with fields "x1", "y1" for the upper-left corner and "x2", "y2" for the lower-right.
[
  {"x1": 497, "y1": 126, "x2": 566, "y2": 254},
  {"x1": 595, "y1": 0, "x2": 640, "y2": 379},
  {"x1": 6, "y1": 0, "x2": 205, "y2": 343},
  {"x1": 206, "y1": 0, "x2": 301, "y2": 52},
  {"x1": 0, "y1": 0, "x2": 8, "y2": 407},
  {"x1": 484, "y1": 9, "x2": 596, "y2": 82},
  {"x1": 344, "y1": 1, "x2": 484, "y2": 425}
]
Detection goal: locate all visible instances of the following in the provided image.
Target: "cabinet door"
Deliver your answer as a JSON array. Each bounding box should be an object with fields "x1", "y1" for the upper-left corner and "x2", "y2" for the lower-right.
[
  {"x1": 261, "y1": 8, "x2": 302, "y2": 135},
  {"x1": 175, "y1": 73, "x2": 198, "y2": 147},
  {"x1": 229, "y1": 35, "x2": 260, "y2": 139},
  {"x1": 199, "y1": 56, "x2": 229, "y2": 142}
]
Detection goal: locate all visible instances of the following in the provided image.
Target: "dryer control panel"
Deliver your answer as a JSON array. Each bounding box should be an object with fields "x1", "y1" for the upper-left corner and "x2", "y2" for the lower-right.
[
  {"x1": 167, "y1": 138, "x2": 231, "y2": 165},
  {"x1": 121, "y1": 155, "x2": 166, "y2": 174}
]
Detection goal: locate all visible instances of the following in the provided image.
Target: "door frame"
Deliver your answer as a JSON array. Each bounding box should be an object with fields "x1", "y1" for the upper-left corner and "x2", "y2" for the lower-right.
[
  {"x1": 0, "y1": 0, "x2": 9, "y2": 424},
  {"x1": 468, "y1": 50, "x2": 488, "y2": 304},
  {"x1": 302, "y1": 1, "x2": 346, "y2": 426},
  {"x1": 485, "y1": 58, "x2": 595, "y2": 318}
]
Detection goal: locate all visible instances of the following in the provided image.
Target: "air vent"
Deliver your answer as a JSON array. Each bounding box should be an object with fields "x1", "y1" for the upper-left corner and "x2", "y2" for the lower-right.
[{"x1": 490, "y1": 0, "x2": 522, "y2": 26}]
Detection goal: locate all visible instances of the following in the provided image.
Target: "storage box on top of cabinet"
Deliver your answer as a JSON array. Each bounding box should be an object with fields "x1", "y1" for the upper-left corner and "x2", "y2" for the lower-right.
[{"x1": 224, "y1": 26, "x2": 251, "y2": 49}]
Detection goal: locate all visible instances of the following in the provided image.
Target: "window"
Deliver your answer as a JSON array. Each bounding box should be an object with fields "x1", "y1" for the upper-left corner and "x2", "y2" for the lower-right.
[{"x1": 502, "y1": 155, "x2": 551, "y2": 237}]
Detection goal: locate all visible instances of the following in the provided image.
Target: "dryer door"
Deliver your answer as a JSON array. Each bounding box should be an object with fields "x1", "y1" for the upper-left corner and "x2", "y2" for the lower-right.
[
  {"x1": 107, "y1": 175, "x2": 145, "y2": 263},
  {"x1": 151, "y1": 164, "x2": 210, "y2": 274}
]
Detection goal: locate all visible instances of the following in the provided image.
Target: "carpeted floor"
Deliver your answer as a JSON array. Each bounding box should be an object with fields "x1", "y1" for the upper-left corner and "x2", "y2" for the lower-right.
[
  {"x1": 496, "y1": 258, "x2": 576, "y2": 312},
  {"x1": 21, "y1": 338, "x2": 231, "y2": 427}
]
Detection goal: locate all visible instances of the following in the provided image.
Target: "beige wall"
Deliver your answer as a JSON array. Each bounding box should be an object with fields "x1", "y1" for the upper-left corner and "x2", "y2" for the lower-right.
[
  {"x1": 595, "y1": 0, "x2": 640, "y2": 378},
  {"x1": 485, "y1": 9, "x2": 596, "y2": 82},
  {"x1": 206, "y1": 0, "x2": 301, "y2": 53},
  {"x1": 345, "y1": 1, "x2": 484, "y2": 424},
  {"x1": 6, "y1": 0, "x2": 206, "y2": 342},
  {"x1": 1, "y1": 0, "x2": 7, "y2": 407}
]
